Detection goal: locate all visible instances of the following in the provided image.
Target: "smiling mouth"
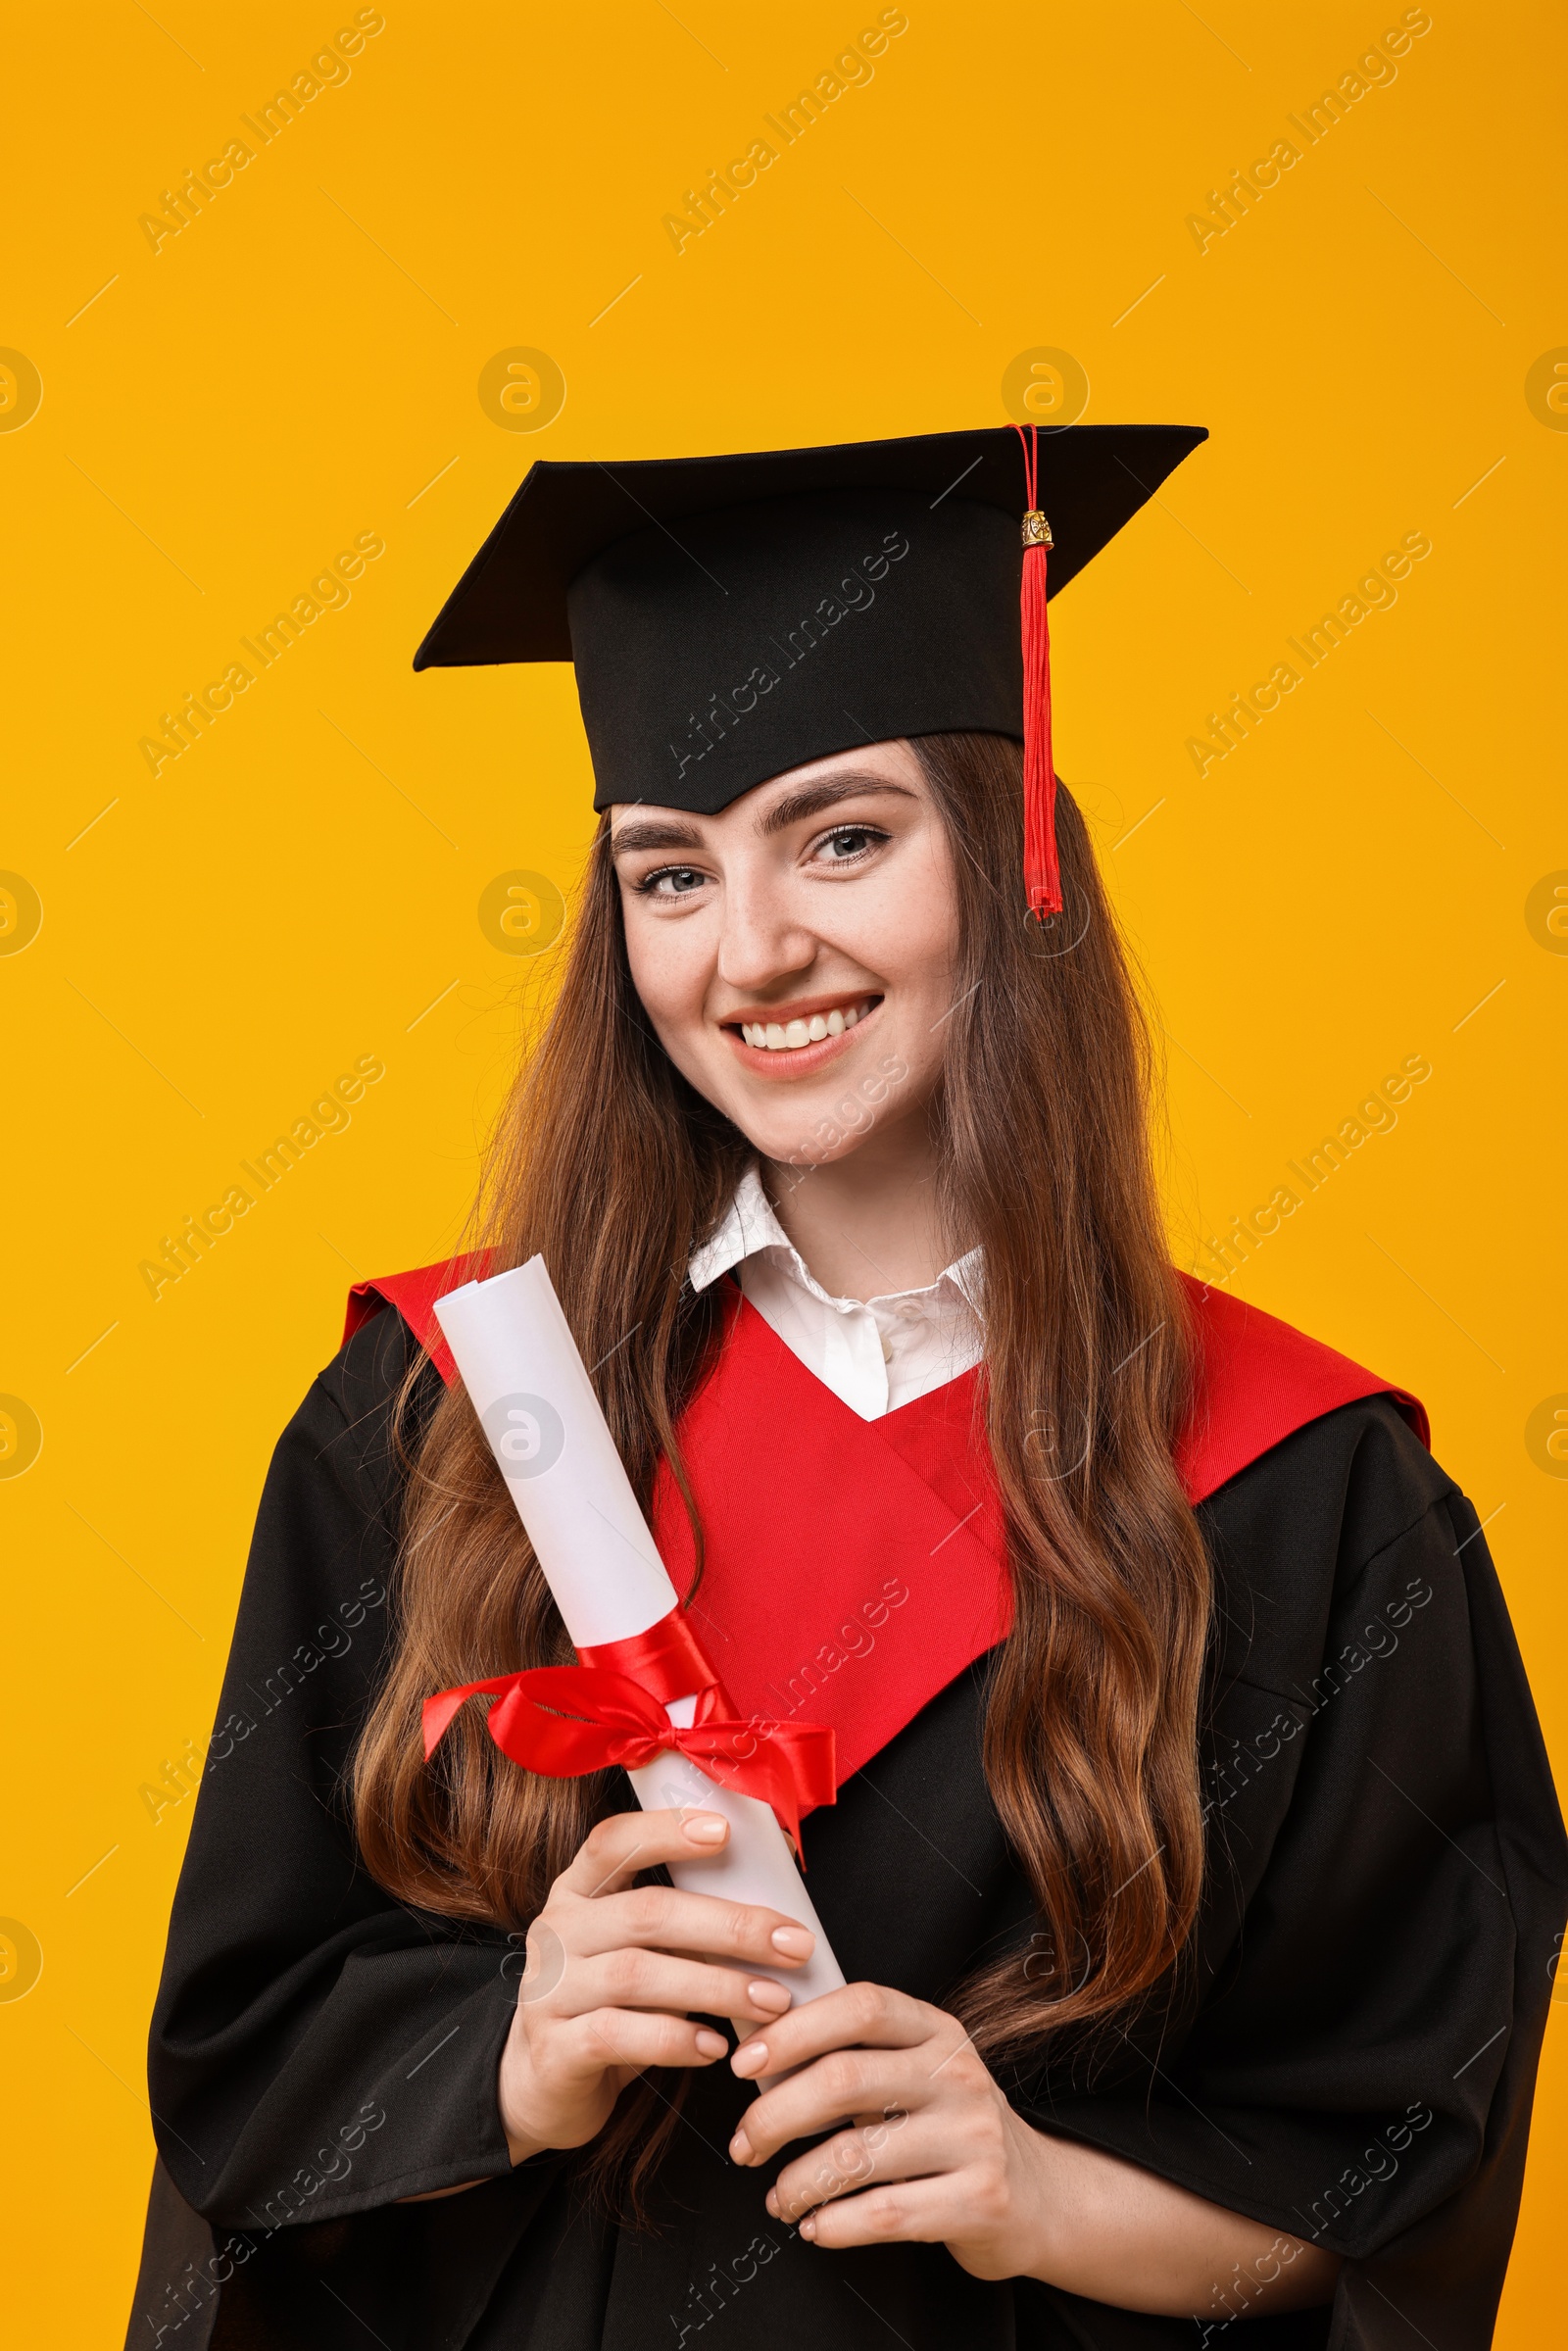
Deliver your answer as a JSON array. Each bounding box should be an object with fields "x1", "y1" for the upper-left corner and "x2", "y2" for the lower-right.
[{"x1": 725, "y1": 995, "x2": 882, "y2": 1054}]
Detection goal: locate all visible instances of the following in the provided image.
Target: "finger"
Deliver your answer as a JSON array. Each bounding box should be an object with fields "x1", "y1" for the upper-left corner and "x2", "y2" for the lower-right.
[
  {"x1": 731, "y1": 2046, "x2": 922, "y2": 2168},
  {"x1": 556, "y1": 1808, "x2": 732, "y2": 1898},
  {"x1": 562, "y1": 2007, "x2": 732, "y2": 2076},
  {"x1": 793, "y1": 2174, "x2": 957, "y2": 2250},
  {"x1": 769, "y1": 2111, "x2": 936, "y2": 2226},
  {"x1": 731, "y1": 1981, "x2": 934, "y2": 2084},
  {"x1": 545, "y1": 1947, "x2": 799, "y2": 2030},
  {"x1": 568, "y1": 1883, "x2": 815, "y2": 1970}
]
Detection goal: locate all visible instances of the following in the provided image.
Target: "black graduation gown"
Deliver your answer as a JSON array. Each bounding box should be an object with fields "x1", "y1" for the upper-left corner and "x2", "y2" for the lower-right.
[{"x1": 131, "y1": 1303, "x2": 1568, "y2": 2351}]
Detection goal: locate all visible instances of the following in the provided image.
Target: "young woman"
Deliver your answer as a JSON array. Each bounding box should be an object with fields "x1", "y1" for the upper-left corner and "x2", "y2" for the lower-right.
[{"x1": 137, "y1": 429, "x2": 1566, "y2": 2351}]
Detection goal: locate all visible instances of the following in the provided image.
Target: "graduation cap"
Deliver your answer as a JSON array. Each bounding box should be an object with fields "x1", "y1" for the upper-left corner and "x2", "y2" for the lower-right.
[{"x1": 415, "y1": 421, "x2": 1207, "y2": 918}]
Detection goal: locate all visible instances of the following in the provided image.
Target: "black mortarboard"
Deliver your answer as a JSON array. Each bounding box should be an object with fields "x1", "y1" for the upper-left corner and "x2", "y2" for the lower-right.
[{"x1": 415, "y1": 422, "x2": 1206, "y2": 916}]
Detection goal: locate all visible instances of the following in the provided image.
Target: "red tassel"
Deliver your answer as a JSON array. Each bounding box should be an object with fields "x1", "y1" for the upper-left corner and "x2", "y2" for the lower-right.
[{"x1": 1011, "y1": 422, "x2": 1061, "y2": 920}]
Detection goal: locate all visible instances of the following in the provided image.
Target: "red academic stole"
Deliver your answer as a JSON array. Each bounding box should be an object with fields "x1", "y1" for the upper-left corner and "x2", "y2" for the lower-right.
[{"x1": 344, "y1": 1265, "x2": 1427, "y2": 1804}]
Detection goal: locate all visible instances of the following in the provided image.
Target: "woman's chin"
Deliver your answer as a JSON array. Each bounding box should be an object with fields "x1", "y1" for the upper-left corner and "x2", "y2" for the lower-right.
[
  {"x1": 731, "y1": 1119, "x2": 865, "y2": 1170},
  {"x1": 730, "y1": 1096, "x2": 909, "y2": 1172}
]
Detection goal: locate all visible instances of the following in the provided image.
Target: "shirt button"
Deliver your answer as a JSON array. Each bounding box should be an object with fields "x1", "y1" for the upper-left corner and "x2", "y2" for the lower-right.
[{"x1": 880, "y1": 1334, "x2": 894, "y2": 1363}]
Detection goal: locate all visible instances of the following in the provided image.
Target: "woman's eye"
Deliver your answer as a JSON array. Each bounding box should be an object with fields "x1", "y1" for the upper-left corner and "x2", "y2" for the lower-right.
[
  {"x1": 817, "y1": 825, "x2": 885, "y2": 862},
  {"x1": 639, "y1": 864, "x2": 707, "y2": 898}
]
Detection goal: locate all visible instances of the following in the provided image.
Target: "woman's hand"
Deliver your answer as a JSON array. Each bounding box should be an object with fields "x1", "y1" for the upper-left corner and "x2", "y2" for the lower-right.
[
  {"x1": 497, "y1": 1808, "x2": 815, "y2": 2165},
  {"x1": 726, "y1": 1984, "x2": 1341, "y2": 2321},
  {"x1": 727, "y1": 1981, "x2": 1048, "y2": 2277}
]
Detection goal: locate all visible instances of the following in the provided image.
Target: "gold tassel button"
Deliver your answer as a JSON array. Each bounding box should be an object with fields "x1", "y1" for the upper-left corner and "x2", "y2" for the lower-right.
[{"x1": 1020, "y1": 510, "x2": 1053, "y2": 549}]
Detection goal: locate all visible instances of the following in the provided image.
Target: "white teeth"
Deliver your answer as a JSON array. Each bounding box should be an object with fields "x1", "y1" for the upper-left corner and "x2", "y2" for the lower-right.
[{"x1": 741, "y1": 1000, "x2": 874, "y2": 1050}]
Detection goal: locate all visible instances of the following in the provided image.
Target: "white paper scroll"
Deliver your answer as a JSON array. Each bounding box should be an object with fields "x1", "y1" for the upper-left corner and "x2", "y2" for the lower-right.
[{"x1": 433, "y1": 1258, "x2": 846, "y2": 2011}]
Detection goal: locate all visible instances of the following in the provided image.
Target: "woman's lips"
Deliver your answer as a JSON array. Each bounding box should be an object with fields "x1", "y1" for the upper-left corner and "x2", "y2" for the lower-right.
[{"x1": 722, "y1": 994, "x2": 883, "y2": 1079}]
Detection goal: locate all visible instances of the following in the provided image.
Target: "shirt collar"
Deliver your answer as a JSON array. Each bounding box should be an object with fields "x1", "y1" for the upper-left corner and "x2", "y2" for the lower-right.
[{"x1": 688, "y1": 1162, "x2": 984, "y2": 1318}]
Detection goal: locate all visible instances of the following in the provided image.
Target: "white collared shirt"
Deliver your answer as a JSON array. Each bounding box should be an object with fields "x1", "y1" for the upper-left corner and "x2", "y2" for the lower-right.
[{"x1": 687, "y1": 1164, "x2": 983, "y2": 1422}]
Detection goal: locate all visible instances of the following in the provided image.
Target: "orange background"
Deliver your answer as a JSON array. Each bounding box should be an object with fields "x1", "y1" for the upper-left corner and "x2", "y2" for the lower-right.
[{"x1": 2, "y1": 3, "x2": 1563, "y2": 2340}]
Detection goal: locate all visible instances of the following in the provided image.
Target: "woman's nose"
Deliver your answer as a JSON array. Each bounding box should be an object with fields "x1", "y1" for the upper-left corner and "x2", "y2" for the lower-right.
[{"x1": 713, "y1": 872, "x2": 819, "y2": 993}]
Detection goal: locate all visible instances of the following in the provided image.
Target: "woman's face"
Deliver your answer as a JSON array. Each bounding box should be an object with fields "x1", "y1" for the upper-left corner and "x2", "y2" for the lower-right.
[{"x1": 611, "y1": 740, "x2": 960, "y2": 1167}]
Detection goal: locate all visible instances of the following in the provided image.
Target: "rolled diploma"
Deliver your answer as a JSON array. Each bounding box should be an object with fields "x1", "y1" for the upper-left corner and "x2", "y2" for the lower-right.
[{"x1": 433, "y1": 1257, "x2": 846, "y2": 2013}]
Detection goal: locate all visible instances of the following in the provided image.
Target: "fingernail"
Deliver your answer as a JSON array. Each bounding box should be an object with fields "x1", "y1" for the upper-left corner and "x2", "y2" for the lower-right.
[
  {"x1": 729, "y1": 2130, "x2": 752, "y2": 2164},
  {"x1": 682, "y1": 1812, "x2": 727, "y2": 1844},
  {"x1": 695, "y1": 2029, "x2": 727, "y2": 2057},
  {"x1": 732, "y1": 2039, "x2": 768, "y2": 2077},
  {"x1": 770, "y1": 1925, "x2": 813, "y2": 1958},
  {"x1": 801, "y1": 2215, "x2": 817, "y2": 2240},
  {"x1": 765, "y1": 2189, "x2": 779, "y2": 2218},
  {"x1": 748, "y1": 1979, "x2": 791, "y2": 2012}
]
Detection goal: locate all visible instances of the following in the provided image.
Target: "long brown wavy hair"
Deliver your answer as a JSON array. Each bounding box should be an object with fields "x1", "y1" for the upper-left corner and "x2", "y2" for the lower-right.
[{"x1": 353, "y1": 731, "x2": 1212, "y2": 2206}]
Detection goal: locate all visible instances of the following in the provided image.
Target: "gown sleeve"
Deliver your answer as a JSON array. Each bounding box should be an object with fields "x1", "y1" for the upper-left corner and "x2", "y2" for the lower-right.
[
  {"x1": 1015, "y1": 1396, "x2": 1568, "y2": 2351},
  {"x1": 142, "y1": 1307, "x2": 564, "y2": 2345}
]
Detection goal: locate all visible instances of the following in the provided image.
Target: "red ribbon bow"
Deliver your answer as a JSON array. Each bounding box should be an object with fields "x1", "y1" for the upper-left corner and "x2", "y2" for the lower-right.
[{"x1": 422, "y1": 1613, "x2": 836, "y2": 1855}]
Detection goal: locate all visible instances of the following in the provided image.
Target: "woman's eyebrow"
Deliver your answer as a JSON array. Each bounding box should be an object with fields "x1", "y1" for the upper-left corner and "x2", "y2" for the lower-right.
[
  {"x1": 759, "y1": 777, "x2": 916, "y2": 835},
  {"x1": 610, "y1": 817, "x2": 707, "y2": 854},
  {"x1": 611, "y1": 777, "x2": 912, "y2": 855}
]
